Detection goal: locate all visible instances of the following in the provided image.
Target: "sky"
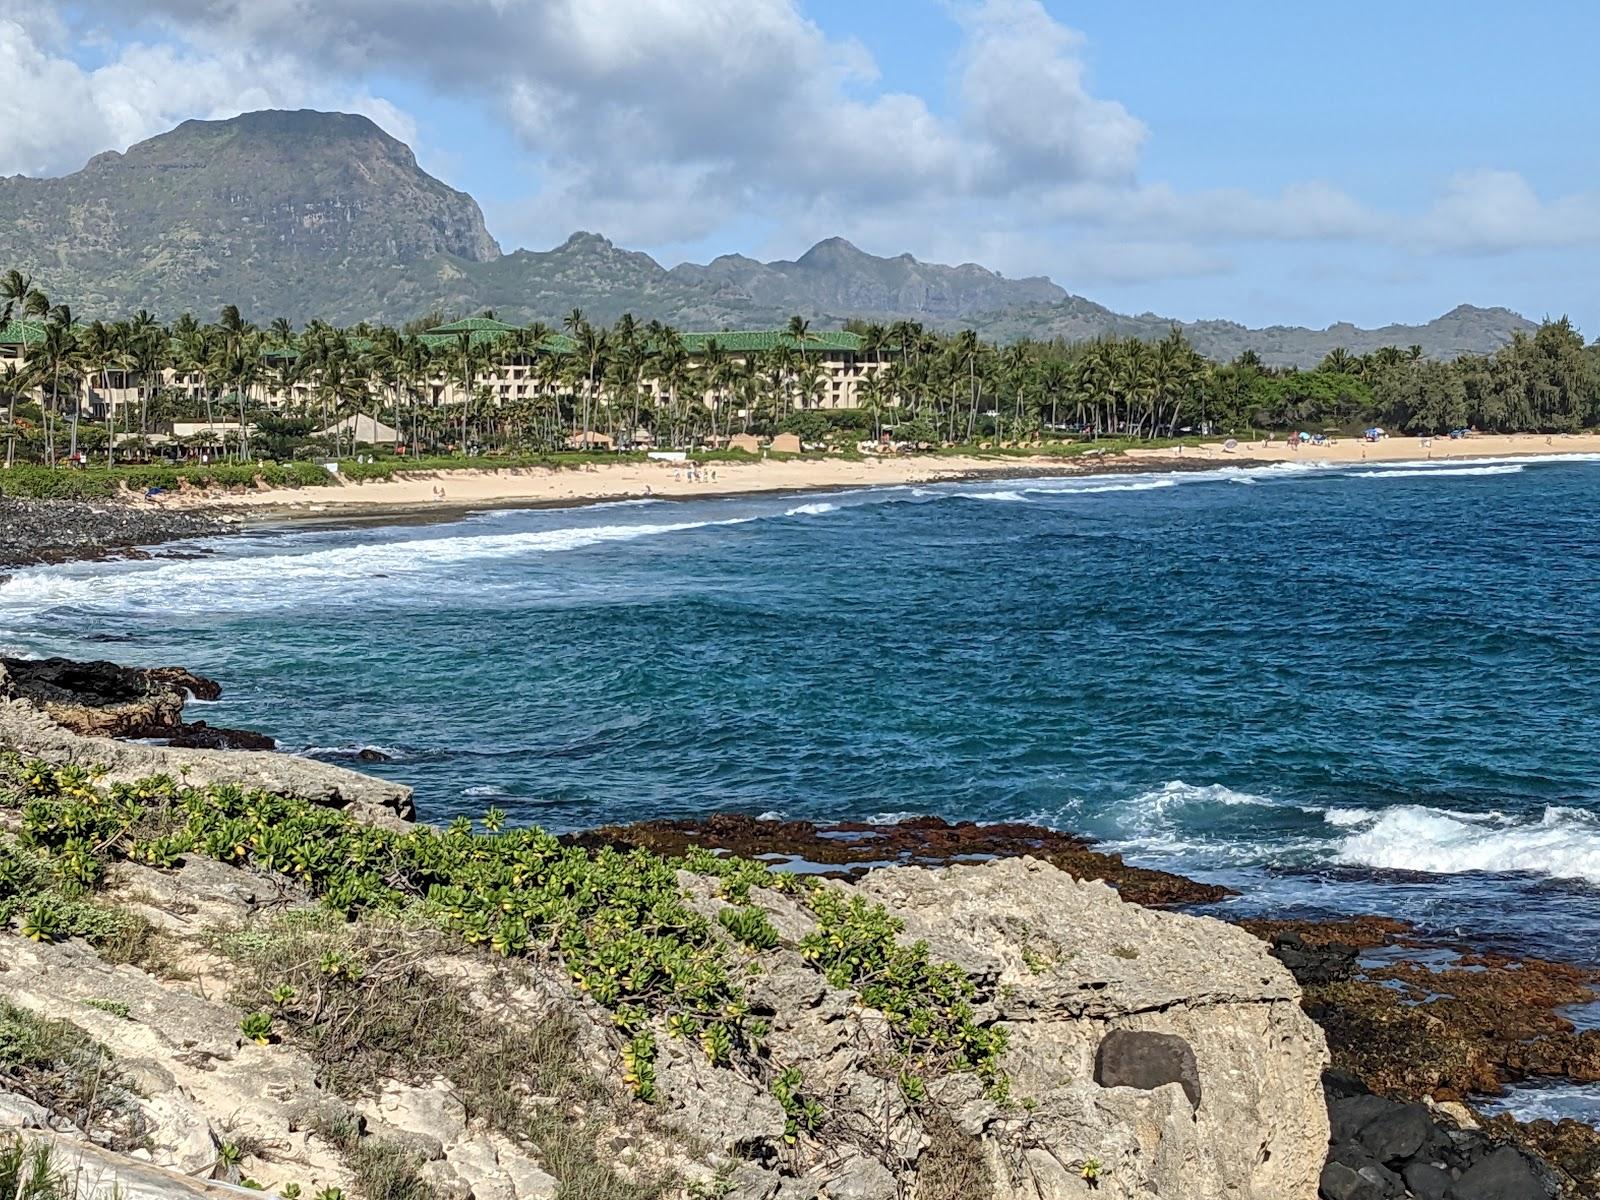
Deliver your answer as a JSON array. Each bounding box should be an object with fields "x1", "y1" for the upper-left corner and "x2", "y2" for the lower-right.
[{"x1": 3, "y1": 1, "x2": 1598, "y2": 334}]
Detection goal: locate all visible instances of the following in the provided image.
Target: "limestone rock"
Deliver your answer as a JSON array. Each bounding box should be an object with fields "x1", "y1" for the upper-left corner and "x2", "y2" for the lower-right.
[
  {"x1": 0, "y1": 1090, "x2": 53, "y2": 1129},
  {"x1": 0, "y1": 695, "x2": 411, "y2": 818},
  {"x1": 854, "y1": 856, "x2": 1330, "y2": 1200}
]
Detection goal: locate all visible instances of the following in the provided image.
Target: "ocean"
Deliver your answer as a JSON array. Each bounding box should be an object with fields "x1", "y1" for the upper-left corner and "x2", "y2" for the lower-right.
[{"x1": 2, "y1": 456, "x2": 1598, "y2": 971}]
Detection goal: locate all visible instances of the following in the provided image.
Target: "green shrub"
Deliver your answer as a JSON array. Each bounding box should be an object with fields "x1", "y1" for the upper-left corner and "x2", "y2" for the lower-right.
[
  {"x1": 717, "y1": 905, "x2": 779, "y2": 952},
  {"x1": 1, "y1": 760, "x2": 1009, "y2": 1108}
]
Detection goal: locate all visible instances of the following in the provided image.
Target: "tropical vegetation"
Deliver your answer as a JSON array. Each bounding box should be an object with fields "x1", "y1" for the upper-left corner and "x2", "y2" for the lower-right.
[
  {"x1": 0, "y1": 758, "x2": 1008, "y2": 1134},
  {"x1": 2, "y1": 266, "x2": 1596, "y2": 481}
]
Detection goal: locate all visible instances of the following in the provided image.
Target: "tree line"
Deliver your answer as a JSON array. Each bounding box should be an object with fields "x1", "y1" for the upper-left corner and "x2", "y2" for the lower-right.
[{"x1": 3, "y1": 266, "x2": 1596, "y2": 469}]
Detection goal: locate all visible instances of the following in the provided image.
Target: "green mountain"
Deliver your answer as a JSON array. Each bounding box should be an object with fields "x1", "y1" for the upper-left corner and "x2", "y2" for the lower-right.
[{"x1": 0, "y1": 109, "x2": 1536, "y2": 364}]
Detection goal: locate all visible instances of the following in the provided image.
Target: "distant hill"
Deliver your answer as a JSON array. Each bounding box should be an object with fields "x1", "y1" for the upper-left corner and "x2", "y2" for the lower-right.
[
  {"x1": 0, "y1": 109, "x2": 1538, "y2": 364},
  {"x1": 968, "y1": 299, "x2": 1539, "y2": 367}
]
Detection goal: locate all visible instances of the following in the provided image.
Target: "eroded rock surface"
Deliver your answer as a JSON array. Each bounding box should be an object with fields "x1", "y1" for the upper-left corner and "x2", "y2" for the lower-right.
[{"x1": 0, "y1": 692, "x2": 412, "y2": 821}]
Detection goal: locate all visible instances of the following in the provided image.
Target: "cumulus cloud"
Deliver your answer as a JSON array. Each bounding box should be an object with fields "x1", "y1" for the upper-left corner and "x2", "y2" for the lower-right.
[
  {"x1": 0, "y1": 7, "x2": 414, "y2": 177},
  {"x1": 7, "y1": 0, "x2": 1600, "y2": 296},
  {"x1": 60, "y1": 0, "x2": 1150, "y2": 244},
  {"x1": 1415, "y1": 169, "x2": 1600, "y2": 254}
]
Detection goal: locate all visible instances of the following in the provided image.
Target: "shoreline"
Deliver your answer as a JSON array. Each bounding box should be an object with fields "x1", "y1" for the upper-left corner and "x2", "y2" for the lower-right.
[{"x1": 148, "y1": 430, "x2": 1600, "y2": 524}]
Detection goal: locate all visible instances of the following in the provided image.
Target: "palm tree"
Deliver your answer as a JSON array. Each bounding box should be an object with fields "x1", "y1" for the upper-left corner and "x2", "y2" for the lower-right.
[
  {"x1": 40, "y1": 305, "x2": 81, "y2": 467},
  {"x1": 1, "y1": 270, "x2": 40, "y2": 328},
  {"x1": 0, "y1": 358, "x2": 34, "y2": 469},
  {"x1": 451, "y1": 330, "x2": 481, "y2": 454},
  {"x1": 786, "y1": 315, "x2": 816, "y2": 386}
]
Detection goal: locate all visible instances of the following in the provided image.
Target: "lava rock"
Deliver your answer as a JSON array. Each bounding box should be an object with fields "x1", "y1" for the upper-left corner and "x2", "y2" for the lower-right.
[
  {"x1": 1452, "y1": 1146, "x2": 1556, "y2": 1199},
  {"x1": 1355, "y1": 1102, "x2": 1431, "y2": 1164},
  {"x1": 1318, "y1": 1158, "x2": 1405, "y2": 1200},
  {"x1": 164, "y1": 721, "x2": 276, "y2": 752},
  {"x1": 1093, "y1": 1029, "x2": 1202, "y2": 1110},
  {"x1": 1400, "y1": 1161, "x2": 1453, "y2": 1200},
  {"x1": 1330, "y1": 1094, "x2": 1399, "y2": 1144},
  {"x1": 0, "y1": 496, "x2": 230, "y2": 569},
  {"x1": 1271, "y1": 931, "x2": 1358, "y2": 986}
]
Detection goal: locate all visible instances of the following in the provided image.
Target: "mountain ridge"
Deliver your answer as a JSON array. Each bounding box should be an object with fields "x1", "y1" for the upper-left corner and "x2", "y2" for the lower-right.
[{"x1": 0, "y1": 109, "x2": 1538, "y2": 365}]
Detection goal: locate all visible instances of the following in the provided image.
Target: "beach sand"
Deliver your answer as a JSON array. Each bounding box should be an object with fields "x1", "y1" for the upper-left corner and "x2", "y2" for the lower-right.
[
  {"x1": 178, "y1": 432, "x2": 1600, "y2": 518},
  {"x1": 183, "y1": 452, "x2": 1114, "y2": 516},
  {"x1": 1127, "y1": 430, "x2": 1600, "y2": 466}
]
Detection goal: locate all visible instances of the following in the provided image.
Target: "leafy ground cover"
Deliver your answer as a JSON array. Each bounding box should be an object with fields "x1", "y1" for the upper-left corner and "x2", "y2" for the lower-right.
[{"x1": 0, "y1": 759, "x2": 1007, "y2": 1131}]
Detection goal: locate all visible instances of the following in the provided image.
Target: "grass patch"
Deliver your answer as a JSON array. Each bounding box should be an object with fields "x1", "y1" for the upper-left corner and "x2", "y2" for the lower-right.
[
  {"x1": 915, "y1": 1108, "x2": 993, "y2": 1200},
  {"x1": 221, "y1": 911, "x2": 665, "y2": 1200},
  {"x1": 0, "y1": 1001, "x2": 144, "y2": 1150},
  {"x1": 0, "y1": 1137, "x2": 77, "y2": 1200},
  {"x1": 312, "y1": 1113, "x2": 437, "y2": 1200}
]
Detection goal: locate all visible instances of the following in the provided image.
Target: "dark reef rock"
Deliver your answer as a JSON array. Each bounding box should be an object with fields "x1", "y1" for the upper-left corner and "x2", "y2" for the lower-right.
[
  {"x1": 163, "y1": 721, "x2": 276, "y2": 752},
  {"x1": 0, "y1": 656, "x2": 217, "y2": 737},
  {"x1": 1094, "y1": 1029, "x2": 1202, "y2": 1109},
  {"x1": 0, "y1": 496, "x2": 231, "y2": 569},
  {"x1": 571, "y1": 812, "x2": 1232, "y2": 907},
  {"x1": 1319, "y1": 1071, "x2": 1563, "y2": 1200},
  {"x1": 0, "y1": 655, "x2": 273, "y2": 751}
]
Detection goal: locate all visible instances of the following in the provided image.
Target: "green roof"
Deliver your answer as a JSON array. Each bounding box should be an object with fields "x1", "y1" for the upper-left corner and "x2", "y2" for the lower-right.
[
  {"x1": 678, "y1": 330, "x2": 865, "y2": 354},
  {"x1": 0, "y1": 320, "x2": 46, "y2": 347},
  {"x1": 416, "y1": 330, "x2": 573, "y2": 353},
  {"x1": 424, "y1": 318, "x2": 523, "y2": 336}
]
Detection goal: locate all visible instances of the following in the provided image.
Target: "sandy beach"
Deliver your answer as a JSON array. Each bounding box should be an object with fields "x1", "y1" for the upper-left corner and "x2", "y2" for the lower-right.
[
  {"x1": 178, "y1": 431, "x2": 1600, "y2": 518},
  {"x1": 1128, "y1": 430, "x2": 1600, "y2": 467},
  {"x1": 184, "y1": 452, "x2": 1117, "y2": 516}
]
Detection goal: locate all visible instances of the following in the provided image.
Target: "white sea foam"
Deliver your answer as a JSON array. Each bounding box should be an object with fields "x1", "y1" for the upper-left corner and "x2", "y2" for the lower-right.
[
  {"x1": 784, "y1": 502, "x2": 839, "y2": 517},
  {"x1": 1320, "y1": 808, "x2": 1377, "y2": 828},
  {"x1": 1112, "y1": 780, "x2": 1281, "y2": 840},
  {"x1": 1352, "y1": 464, "x2": 1525, "y2": 479},
  {"x1": 1474, "y1": 1082, "x2": 1600, "y2": 1126},
  {"x1": 1333, "y1": 804, "x2": 1600, "y2": 884},
  {"x1": 463, "y1": 784, "x2": 508, "y2": 798},
  {"x1": 300, "y1": 743, "x2": 408, "y2": 762},
  {"x1": 0, "y1": 515, "x2": 758, "y2": 618},
  {"x1": 962, "y1": 490, "x2": 1029, "y2": 502}
]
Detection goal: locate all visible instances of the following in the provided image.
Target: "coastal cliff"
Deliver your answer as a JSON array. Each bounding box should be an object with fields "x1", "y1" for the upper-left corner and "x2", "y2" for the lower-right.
[{"x1": 0, "y1": 667, "x2": 1333, "y2": 1200}]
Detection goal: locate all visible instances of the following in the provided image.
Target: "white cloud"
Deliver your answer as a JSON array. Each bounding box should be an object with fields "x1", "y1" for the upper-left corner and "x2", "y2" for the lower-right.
[
  {"x1": 7, "y1": 0, "x2": 1600, "y2": 302},
  {"x1": 0, "y1": 7, "x2": 414, "y2": 178},
  {"x1": 955, "y1": 0, "x2": 1145, "y2": 185},
  {"x1": 65, "y1": 0, "x2": 1151, "y2": 246},
  {"x1": 1415, "y1": 169, "x2": 1600, "y2": 254}
]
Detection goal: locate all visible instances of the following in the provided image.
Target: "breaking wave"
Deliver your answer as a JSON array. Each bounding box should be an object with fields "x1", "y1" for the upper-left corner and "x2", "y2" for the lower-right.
[
  {"x1": 1352, "y1": 464, "x2": 1526, "y2": 479},
  {"x1": 784, "y1": 502, "x2": 839, "y2": 517},
  {"x1": 1333, "y1": 805, "x2": 1600, "y2": 884}
]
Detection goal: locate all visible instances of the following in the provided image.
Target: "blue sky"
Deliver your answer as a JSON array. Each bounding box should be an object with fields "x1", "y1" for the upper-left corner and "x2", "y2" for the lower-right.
[{"x1": 5, "y1": 1, "x2": 1598, "y2": 333}]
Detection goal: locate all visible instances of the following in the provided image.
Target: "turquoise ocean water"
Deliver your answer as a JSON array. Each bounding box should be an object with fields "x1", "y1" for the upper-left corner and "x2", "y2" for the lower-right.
[{"x1": 2, "y1": 456, "x2": 1598, "y2": 975}]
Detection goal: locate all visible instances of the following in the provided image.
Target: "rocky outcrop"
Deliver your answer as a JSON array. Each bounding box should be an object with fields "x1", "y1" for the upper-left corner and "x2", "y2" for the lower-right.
[
  {"x1": 0, "y1": 654, "x2": 276, "y2": 754},
  {"x1": 1321, "y1": 1071, "x2": 1561, "y2": 1200},
  {"x1": 0, "y1": 656, "x2": 222, "y2": 739},
  {"x1": 0, "y1": 680, "x2": 412, "y2": 822},
  {"x1": 853, "y1": 858, "x2": 1330, "y2": 1199},
  {"x1": 1253, "y1": 918, "x2": 1600, "y2": 1198},
  {"x1": 0, "y1": 813, "x2": 1329, "y2": 1198},
  {"x1": 0, "y1": 500, "x2": 232, "y2": 571}
]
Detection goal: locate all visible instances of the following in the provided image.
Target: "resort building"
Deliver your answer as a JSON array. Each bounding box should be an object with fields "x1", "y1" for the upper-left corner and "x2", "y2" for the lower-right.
[{"x1": 0, "y1": 316, "x2": 892, "y2": 433}]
